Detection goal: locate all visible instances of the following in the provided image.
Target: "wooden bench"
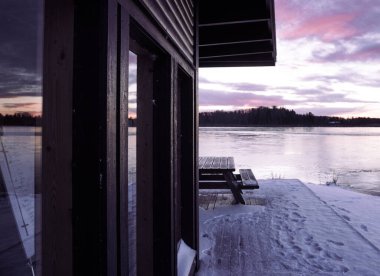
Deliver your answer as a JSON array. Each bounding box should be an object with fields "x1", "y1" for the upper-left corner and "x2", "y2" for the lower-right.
[
  {"x1": 199, "y1": 168, "x2": 259, "y2": 204},
  {"x1": 199, "y1": 170, "x2": 259, "y2": 190},
  {"x1": 238, "y1": 169, "x2": 259, "y2": 189}
]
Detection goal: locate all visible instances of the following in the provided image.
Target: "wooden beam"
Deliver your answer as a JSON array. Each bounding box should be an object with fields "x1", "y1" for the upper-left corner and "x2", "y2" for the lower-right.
[
  {"x1": 178, "y1": 67, "x2": 196, "y2": 251},
  {"x1": 118, "y1": 4, "x2": 130, "y2": 276},
  {"x1": 106, "y1": 1, "x2": 118, "y2": 275},
  {"x1": 136, "y1": 54, "x2": 154, "y2": 276},
  {"x1": 199, "y1": 18, "x2": 270, "y2": 27},
  {"x1": 200, "y1": 61, "x2": 275, "y2": 68},
  {"x1": 199, "y1": 40, "x2": 273, "y2": 58},
  {"x1": 199, "y1": 51, "x2": 273, "y2": 60},
  {"x1": 152, "y1": 54, "x2": 176, "y2": 275},
  {"x1": 199, "y1": 21, "x2": 272, "y2": 46},
  {"x1": 200, "y1": 52, "x2": 274, "y2": 62},
  {"x1": 199, "y1": 38, "x2": 273, "y2": 48},
  {"x1": 71, "y1": 1, "x2": 109, "y2": 274},
  {"x1": 268, "y1": 0, "x2": 277, "y2": 63},
  {"x1": 42, "y1": 0, "x2": 73, "y2": 275},
  {"x1": 193, "y1": 0, "x2": 200, "y2": 268}
]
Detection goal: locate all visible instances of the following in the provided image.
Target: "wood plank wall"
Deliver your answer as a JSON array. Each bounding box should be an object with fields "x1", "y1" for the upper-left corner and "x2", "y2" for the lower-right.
[
  {"x1": 42, "y1": 0, "x2": 197, "y2": 275},
  {"x1": 139, "y1": 0, "x2": 194, "y2": 63}
]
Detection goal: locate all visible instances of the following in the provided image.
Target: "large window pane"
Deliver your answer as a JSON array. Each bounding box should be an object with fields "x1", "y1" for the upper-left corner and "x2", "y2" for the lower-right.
[{"x1": 0, "y1": 1, "x2": 43, "y2": 275}]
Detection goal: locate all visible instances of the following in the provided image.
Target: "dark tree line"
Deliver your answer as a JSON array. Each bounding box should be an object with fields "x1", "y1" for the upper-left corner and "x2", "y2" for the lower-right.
[
  {"x1": 200, "y1": 106, "x2": 380, "y2": 127},
  {"x1": 128, "y1": 117, "x2": 137, "y2": 127},
  {"x1": 0, "y1": 112, "x2": 42, "y2": 126}
]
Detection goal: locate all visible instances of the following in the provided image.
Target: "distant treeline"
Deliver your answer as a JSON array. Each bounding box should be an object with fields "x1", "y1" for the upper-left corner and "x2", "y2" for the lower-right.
[
  {"x1": 200, "y1": 106, "x2": 380, "y2": 127},
  {"x1": 7, "y1": 108, "x2": 376, "y2": 127},
  {"x1": 128, "y1": 117, "x2": 137, "y2": 127},
  {"x1": 0, "y1": 112, "x2": 42, "y2": 126}
]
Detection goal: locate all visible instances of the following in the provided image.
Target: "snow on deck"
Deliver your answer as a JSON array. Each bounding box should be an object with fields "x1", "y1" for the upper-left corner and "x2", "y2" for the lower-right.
[{"x1": 198, "y1": 179, "x2": 380, "y2": 275}]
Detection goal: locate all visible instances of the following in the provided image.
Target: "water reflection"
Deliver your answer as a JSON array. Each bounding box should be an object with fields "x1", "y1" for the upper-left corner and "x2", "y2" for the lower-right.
[
  {"x1": 128, "y1": 51, "x2": 137, "y2": 275},
  {"x1": 0, "y1": 0, "x2": 43, "y2": 274},
  {"x1": 199, "y1": 127, "x2": 380, "y2": 196},
  {"x1": 0, "y1": 127, "x2": 40, "y2": 275}
]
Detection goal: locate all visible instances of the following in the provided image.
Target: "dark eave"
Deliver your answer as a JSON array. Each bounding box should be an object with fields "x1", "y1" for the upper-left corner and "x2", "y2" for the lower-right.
[{"x1": 198, "y1": 0, "x2": 277, "y2": 67}]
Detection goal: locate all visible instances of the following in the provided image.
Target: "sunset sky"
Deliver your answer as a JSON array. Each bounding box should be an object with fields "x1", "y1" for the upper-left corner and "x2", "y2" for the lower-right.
[
  {"x1": 1, "y1": 0, "x2": 380, "y2": 118},
  {"x1": 199, "y1": 0, "x2": 380, "y2": 117},
  {"x1": 0, "y1": 0, "x2": 43, "y2": 116}
]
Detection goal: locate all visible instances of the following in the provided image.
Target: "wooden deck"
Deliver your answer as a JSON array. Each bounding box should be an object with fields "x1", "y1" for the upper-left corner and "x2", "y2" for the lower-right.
[{"x1": 199, "y1": 191, "x2": 266, "y2": 210}]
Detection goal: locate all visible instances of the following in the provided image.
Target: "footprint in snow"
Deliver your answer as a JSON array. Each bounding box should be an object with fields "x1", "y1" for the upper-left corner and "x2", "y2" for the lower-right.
[
  {"x1": 274, "y1": 225, "x2": 281, "y2": 230},
  {"x1": 327, "y1": 240, "x2": 344, "y2": 246},
  {"x1": 342, "y1": 215, "x2": 351, "y2": 221},
  {"x1": 292, "y1": 245, "x2": 302, "y2": 254},
  {"x1": 328, "y1": 251, "x2": 343, "y2": 261},
  {"x1": 291, "y1": 202, "x2": 300, "y2": 208},
  {"x1": 360, "y1": 224, "x2": 368, "y2": 232},
  {"x1": 312, "y1": 243, "x2": 322, "y2": 252},
  {"x1": 305, "y1": 235, "x2": 313, "y2": 244},
  {"x1": 291, "y1": 212, "x2": 303, "y2": 218},
  {"x1": 338, "y1": 207, "x2": 350, "y2": 213}
]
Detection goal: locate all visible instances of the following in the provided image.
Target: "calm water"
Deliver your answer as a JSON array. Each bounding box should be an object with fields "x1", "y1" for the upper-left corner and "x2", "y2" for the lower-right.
[
  {"x1": 0, "y1": 126, "x2": 41, "y2": 275},
  {"x1": 200, "y1": 127, "x2": 380, "y2": 196},
  {"x1": 5, "y1": 127, "x2": 378, "y2": 199}
]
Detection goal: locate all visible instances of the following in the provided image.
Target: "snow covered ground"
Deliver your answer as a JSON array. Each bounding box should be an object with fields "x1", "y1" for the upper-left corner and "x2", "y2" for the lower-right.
[{"x1": 198, "y1": 179, "x2": 380, "y2": 275}]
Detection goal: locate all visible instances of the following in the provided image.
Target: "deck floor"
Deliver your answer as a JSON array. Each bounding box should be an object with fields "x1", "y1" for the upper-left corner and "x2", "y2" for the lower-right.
[
  {"x1": 197, "y1": 180, "x2": 380, "y2": 275},
  {"x1": 199, "y1": 190, "x2": 265, "y2": 210}
]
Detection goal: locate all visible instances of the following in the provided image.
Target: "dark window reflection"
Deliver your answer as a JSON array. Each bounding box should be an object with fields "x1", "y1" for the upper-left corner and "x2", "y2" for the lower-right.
[{"x1": 0, "y1": 0, "x2": 43, "y2": 275}]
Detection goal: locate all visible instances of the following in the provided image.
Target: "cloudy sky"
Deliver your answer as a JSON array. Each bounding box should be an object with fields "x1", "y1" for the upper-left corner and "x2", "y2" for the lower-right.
[
  {"x1": 0, "y1": 0, "x2": 43, "y2": 115},
  {"x1": 199, "y1": 0, "x2": 380, "y2": 117},
  {"x1": 1, "y1": 0, "x2": 379, "y2": 118}
]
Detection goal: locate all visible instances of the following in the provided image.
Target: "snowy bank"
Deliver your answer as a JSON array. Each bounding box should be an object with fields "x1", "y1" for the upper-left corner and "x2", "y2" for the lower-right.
[{"x1": 197, "y1": 179, "x2": 380, "y2": 275}]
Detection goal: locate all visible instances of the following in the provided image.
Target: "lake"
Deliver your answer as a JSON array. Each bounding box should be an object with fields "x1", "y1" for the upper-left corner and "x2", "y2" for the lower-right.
[
  {"x1": 3, "y1": 126, "x2": 378, "y2": 198},
  {"x1": 1, "y1": 126, "x2": 379, "y2": 274},
  {"x1": 200, "y1": 127, "x2": 380, "y2": 196}
]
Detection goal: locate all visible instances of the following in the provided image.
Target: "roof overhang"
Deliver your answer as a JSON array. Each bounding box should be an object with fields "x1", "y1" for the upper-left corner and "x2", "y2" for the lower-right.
[{"x1": 198, "y1": 0, "x2": 277, "y2": 67}]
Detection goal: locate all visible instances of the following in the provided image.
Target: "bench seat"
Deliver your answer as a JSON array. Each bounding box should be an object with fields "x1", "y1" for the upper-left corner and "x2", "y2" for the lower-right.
[
  {"x1": 199, "y1": 169, "x2": 259, "y2": 190},
  {"x1": 239, "y1": 169, "x2": 259, "y2": 189}
]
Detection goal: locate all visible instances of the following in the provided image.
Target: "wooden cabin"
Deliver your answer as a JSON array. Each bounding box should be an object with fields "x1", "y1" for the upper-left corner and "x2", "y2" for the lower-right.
[{"x1": 0, "y1": 0, "x2": 276, "y2": 275}]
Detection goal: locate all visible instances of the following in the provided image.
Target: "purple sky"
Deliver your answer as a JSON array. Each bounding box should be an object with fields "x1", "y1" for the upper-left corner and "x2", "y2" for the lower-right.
[
  {"x1": 2, "y1": 1, "x2": 379, "y2": 118},
  {"x1": 199, "y1": 0, "x2": 380, "y2": 117},
  {"x1": 0, "y1": 0, "x2": 43, "y2": 115}
]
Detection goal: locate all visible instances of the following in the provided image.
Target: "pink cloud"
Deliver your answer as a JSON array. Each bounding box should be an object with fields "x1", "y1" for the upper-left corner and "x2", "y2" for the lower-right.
[
  {"x1": 200, "y1": 90, "x2": 294, "y2": 108},
  {"x1": 350, "y1": 44, "x2": 380, "y2": 60},
  {"x1": 312, "y1": 42, "x2": 380, "y2": 62},
  {"x1": 275, "y1": 1, "x2": 299, "y2": 22},
  {"x1": 282, "y1": 13, "x2": 359, "y2": 41}
]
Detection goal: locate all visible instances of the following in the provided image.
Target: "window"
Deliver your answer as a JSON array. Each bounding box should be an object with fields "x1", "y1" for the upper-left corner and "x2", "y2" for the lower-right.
[{"x1": 0, "y1": 0, "x2": 43, "y2": 275}]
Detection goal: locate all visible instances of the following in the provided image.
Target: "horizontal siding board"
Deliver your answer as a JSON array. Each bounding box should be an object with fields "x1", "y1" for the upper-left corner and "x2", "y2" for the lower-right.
[
  {"x1": 164, "y1": 0, "x2": 193, "y2": 42},
  {"x1": 173, "y1": 0, "x2": 194, "y2": 34},
  {"x1": 155, "y1": 0, "x2": 192, "y2": 47},
  {"x1": 140, "y1": 0, "x2": 194, "y2": 63},
  {"x1": 177, "y1": 0, "x2": 193, "y2": 29},
  {"x1": 184, "y1": 0, "x2": 193, "y2": 15}
]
